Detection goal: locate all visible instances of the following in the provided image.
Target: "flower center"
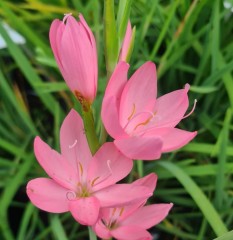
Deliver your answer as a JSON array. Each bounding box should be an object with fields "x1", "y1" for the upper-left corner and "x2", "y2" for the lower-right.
[
  {"x1": 77, "y1": 182, "x2": 91, "y2": 197},
  {"x1": 102, "y1": 207, "x2": 125, "y2": 230},
  {"x1": 123, "y1": 104, "x2": 156, "y2": 134}
]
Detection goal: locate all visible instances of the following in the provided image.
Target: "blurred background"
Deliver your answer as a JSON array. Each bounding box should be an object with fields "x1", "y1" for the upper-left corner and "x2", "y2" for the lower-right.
[{"x1": 0, "y1": 0, "x2": 233, "y2": 239}]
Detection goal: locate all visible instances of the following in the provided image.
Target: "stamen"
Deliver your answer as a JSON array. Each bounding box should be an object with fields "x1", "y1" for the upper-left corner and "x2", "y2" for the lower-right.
[
  {"x1": 69, "y1": 139, "x2": 77, "y2": 149},
  {"x1": 112, "y1": 208, "x2": 117, "y2": 216},
  {"x1": 78, "y1": 162, "x2": 83, "y2": 177},
  {"x1": 182, "y1": 99, "x2": 197, "y2": 120},
  {"x1": 123, "y1": 111, "x2": 155, "y2": 130},
  {"x1": 139, "y1": 99, "x2": 197, "y2": 135},
  {"x1": 128, "y1": 103, "x2": 136, "y2": 120},
  {"x1": 63, "y1": 13, "x2": 72, "y2": 23},
  {"x1": 133, "y1": 115, "x2": 153, "y2": 131},
  {"x1": 66, "y1": 191, "x2": 76, "y2": 200},
  {"x1": 91, "y1": 177, "x2": 100, "y2": 187},
  {"x1": 119, "y1": 207, "x2": 124, "y2": 216}
]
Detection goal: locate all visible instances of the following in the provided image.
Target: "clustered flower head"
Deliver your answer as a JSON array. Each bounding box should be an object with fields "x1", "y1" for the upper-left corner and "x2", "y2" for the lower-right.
[{"x1": 26, "y1": 13, "x2": 196, "y2": 240}]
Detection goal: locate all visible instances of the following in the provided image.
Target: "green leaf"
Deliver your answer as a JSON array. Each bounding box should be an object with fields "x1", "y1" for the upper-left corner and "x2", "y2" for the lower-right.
[
  {"x1": 104, "y1": 0, "x2": 119, "y2": 76},
  {"x1": 214, "y1": 231, "x2": 233, "y2": 240},
  {"x1": 190, "y1": 85, "x2": 218, "y2": 94},
  {"x1": 117, "y1": 0, "x2": 133, "y2": 46},
  {"x1": 50, "y1": 215, "x2": 68, "y2": 240},
  {"x1": 0, "y1": 21, "x2": 59, "y2": 115},
  {"x1": 158, "y1": 161, "x2": 228, "y2": 237},
  {"x1": 214, "y1": 109, "x2": 232, "y2": 210}
]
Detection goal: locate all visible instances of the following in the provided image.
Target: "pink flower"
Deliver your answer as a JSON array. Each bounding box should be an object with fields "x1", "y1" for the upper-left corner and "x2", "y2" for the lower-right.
[
  {"x1": 49, "y1": 14, "x2": 97, "y2": 105},
  {"x1": 102, "y1": 61, "x2": 197, "y2": 160},
  {"x1": 92, "y1": 173, "x2": 173, "y2": 240},
  {"x1": 119, "y1": 21, "x2": 134, "y2": 62},
  {"x1": 26, "y1": 109, "x2": 152, "y2": 225}
]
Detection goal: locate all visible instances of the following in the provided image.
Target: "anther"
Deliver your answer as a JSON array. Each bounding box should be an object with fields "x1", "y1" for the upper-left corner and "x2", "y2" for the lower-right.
[
  {"x1": 78, "y1": 162, "x2": 84, "y2": 177},
  {"x1": 119, "y1": 207, "x2": 124, "y2": 216},
  {"x1": 128, "y1": 103, "x2": 136, "y2": 120},
  {"x1": 123, "y1": 111, "x2": 155, "y2": 130},
  {"x1": 134, "y1": 115, "x2": 153, "y2": 131},
  {"x1": 91, "y1": 177, "x2": 100, "y2": 187},
  {"x1": 112, "y1": 208, "x2": 117, "y2": 216}
]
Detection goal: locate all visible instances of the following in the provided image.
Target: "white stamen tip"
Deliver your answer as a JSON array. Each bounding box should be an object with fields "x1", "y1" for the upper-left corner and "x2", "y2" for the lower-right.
[{"x1": 69, "y1": 139, "x2": 77, "y2": 149}]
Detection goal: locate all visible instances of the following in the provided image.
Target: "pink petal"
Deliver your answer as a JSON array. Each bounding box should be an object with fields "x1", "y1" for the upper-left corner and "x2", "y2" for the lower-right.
[
  {"x1": 34, "y1": 137, "x2": 77, "y2": 190},
  {"x1": 95, "y1": 184, "x2": 152, "y2": 208},
  {"x1": 60, "y1": 15, "x2": 96, "y2": 101},
  {"x1": 88, "y1": 143, "x2": 133, "y2": 191},
  {"x1": 153, "y1": 84, "x2": 190, "y2": 128},
  {"x1": 116, "y1": 174, "x2": 158, "y2": 222},
  {"x1": 60, "y1": 109, "x2": 92, "y2": 175},
  {"x1": 101, "y1": 96, "x2": 127, "y2": 138},
  {"x1": 144, "y1": 127, "x2": 197, "y2": 152},
  {"x1": 104, "y1": 61, "x2": 129, "y2": 100},
  {"x1": 122, "y1": 203, "x2": 173, "y2": 229},
  {"x1": 114, "y1": 135, "x2": 163, "y2": 160},
  {"x1": 26, "y1": 178, "x2": 69, "y2": 213},
  {"x1": 119, "y1": 62, "x2": 157, "y2": 128},
  {"x1": 111, "y1": 226, "x2": 152, "y2": 240},
  {"x1": 92, "y1": 220, "x2": 112, "y2": 239},
  {"x1": 102, "y1": 62, "x2": 129, "y2": 138},
  {"x1": 68, "y1": 196, "x2": 100, "y2": 225},
  {"x1": 49, "y1": 19, "x2": 63, "y2": 70},
  {"x1": 161, "y1": 128, "x2": 197, "y2": 152},
  {"x1": 132, "y1": 173, "x2": 157, "y2": 192},
  {"x1": 79, "y1": 14, "x2": 98, "y2": 99},
  {"x1": 119, "y1": 21, "x2": 132, "y2": 62}
]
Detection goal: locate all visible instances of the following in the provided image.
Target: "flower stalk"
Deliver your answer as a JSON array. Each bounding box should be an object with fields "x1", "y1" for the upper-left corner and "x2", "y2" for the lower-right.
[
  {"x1": 82, "y1": 105, "x2": 100, "y2": 155},
  {"x1": 88, "y1": 226, "x2": 97, "y2": 240}
]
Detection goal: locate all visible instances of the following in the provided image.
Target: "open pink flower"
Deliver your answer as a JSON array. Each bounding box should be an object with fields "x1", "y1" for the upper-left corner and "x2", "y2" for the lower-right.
[
  {"x1": 102, "y1": 61, "x2": 197, "y2": 160},
  {"x1": 26, "y1": 109, "x2": 152, "y2": 226},
  {"x1": 50, "y1": 14, "x2": 97, "y2": 104},
  {"x1": 92, "y1": 173, "x2": 173, "y2": 240}
]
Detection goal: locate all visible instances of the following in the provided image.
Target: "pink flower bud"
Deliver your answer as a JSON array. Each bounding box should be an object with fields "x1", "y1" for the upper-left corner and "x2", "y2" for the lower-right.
[
  {"x1": 49, "y1": 14, "x2": 97, "y2": 105},
  {"x1": 119, "y1": 21, "x2": 134, "y2": 62}
]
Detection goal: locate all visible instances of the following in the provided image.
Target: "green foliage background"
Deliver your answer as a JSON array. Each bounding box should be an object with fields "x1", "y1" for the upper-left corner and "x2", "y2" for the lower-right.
[{"x1": 0, "y1": 0, "x2": 233, "y2": 239}]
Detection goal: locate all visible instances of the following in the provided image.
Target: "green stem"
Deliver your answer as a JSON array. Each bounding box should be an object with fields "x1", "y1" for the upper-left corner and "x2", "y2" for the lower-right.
[
  {"x1": 82, "y1": 106, "x2": 100, "y2": 155},
  {"x1": 99, "y1": 121, "x2": 108, "y2": 145},
  {"x1": 104, "y1": 0, "x2": 119, "y2": 77},
  {"x1": 88, "y1": 226, "x2": 97, "y2": 240},
  {"x1": 136, "y1": 160, "x2": 144, "y2": 178},
  {"x1": 101, "y1": 0, "x2": 120, "y2": 144}
]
